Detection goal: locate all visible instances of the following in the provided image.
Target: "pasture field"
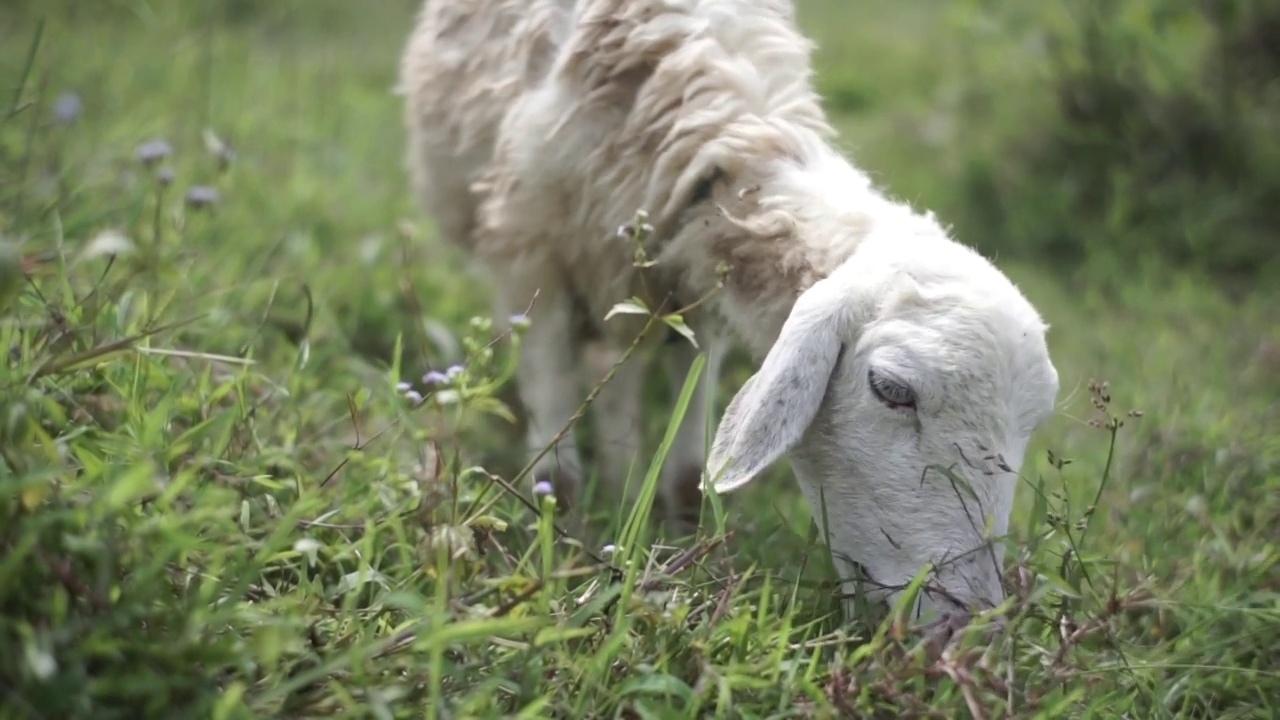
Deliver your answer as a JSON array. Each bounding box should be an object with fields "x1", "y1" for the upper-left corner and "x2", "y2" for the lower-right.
[{"x1": 1, "y1": 1, "x2": 1276, "y2": 717}]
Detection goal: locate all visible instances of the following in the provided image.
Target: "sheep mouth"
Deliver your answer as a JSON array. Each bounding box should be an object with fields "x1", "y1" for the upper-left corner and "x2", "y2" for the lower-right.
[{"x1": 835, "y1": 560, "x2": 993, "y2": 629}]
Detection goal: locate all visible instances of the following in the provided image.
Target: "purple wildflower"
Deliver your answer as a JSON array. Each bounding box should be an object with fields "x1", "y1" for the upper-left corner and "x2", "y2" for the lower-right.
[
  {"x1": 185, "y1": 186, "x2": 219, "y2": 209},
  {"x1": 135, "y1": 139, "x2": 172, "y2": 166},
  {"x1": 395, "y1": 381, "x2": 413, "y2": 392},
  {"x1": 422, "y1": 370, "x2": 448, "y2": 385},
  {"x1": 404, "y1": 390, "x2": 424, "y2": 405},
  {"x1": 52, "y1": 93, "x2": 82, "y2": 124},
  {"x1": 601, "y1": 544, "x2": 618, "y2": 557},
  {"x1": 445, "y1": 364, "x2": 465, "y2": 380},
  {"x1": 532, "y1": 480, "x2": 555, "y2": 497},
  {"x1": 156, "y1": 167, "x2": 175, "y2": 186},
  {"x1": 508, "y1": 313, "x2": 530, "y2": 330}
]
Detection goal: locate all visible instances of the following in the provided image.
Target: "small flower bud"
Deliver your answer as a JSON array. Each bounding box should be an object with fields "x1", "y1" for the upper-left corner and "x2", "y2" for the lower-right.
[
  {"x1": 52, "y1": 93, "x2": 82, "y2": 124},
  {"x1": 185, "y1": 185, "x2": 220, "y2": 209},
  {"x1": 135, "y1": 139, "x2": 172, "y2": 166}
]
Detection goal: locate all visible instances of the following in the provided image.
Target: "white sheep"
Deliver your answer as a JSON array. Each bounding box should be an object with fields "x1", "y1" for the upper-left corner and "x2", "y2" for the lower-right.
[{"x1": 399, "y1": 0, "x2": 1060, "y2": 620}]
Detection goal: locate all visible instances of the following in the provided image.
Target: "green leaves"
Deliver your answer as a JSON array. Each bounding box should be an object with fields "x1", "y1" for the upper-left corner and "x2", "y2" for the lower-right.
[
  {"x1": 662, "y1": 313, "x2": 698, "y2": 349},
  {"x1": 605, "y1": 297, "x2": 700, "y2": 349},
  {"x1": 604, "y1": 297, "x2": 651, "y2": 322}
]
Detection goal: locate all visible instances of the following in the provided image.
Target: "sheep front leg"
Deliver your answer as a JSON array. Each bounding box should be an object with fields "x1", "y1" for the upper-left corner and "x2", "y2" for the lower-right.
[
  {"x1": 584, "y1": 341, "x2": 646, "y2": 507},
  {"x1": 660, "y1": 335, "x2": 724, "y2": 533},
  {"x1": 507, "y1": 284, "x2": 587, "y2": 511}
]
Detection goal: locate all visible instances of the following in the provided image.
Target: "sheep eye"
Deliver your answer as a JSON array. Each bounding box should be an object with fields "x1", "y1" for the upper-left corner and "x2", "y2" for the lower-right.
[
  {"x1": 869, "y1": 369, "x2": 916, "y2": 409},
  {"x1": 688, "y1": 167, "x2": 723, "y2": 207}
]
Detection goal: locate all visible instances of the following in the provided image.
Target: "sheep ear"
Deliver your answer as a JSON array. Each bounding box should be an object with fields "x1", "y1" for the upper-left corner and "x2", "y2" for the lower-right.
[{"x1": 705, "y1": 289, "x2": 846, "y2": 494}]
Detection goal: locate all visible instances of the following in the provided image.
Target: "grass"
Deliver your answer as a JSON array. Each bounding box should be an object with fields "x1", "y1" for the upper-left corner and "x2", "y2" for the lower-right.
[{"x1": 1, "y1": 0, "x2": 1276, "y2": 717}]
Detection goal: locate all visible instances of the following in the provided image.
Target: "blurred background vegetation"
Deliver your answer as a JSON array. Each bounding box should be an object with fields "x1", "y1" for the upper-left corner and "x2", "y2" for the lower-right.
[
  {"x1": 808, "y1": 0, "x2": 1280, "y2": 286},
  {"x1": 1, "y1": 0, "x2": 1276, "y2": 717}
]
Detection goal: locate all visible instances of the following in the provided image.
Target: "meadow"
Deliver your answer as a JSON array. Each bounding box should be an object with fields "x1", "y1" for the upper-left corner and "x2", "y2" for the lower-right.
[{"x1": 1, "y1": 0, "x2": 1276, "y2": 717}]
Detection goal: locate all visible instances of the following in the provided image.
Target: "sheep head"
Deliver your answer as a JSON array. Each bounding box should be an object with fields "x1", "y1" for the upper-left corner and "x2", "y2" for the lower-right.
[{"x1": 705, "y1": 227, "x2": 1059, "y2": 624}]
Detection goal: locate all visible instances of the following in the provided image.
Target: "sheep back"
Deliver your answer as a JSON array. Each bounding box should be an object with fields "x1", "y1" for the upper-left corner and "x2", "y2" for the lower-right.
[{"x1": 402, "y1": 0, "x2": 837, "y2": 343}]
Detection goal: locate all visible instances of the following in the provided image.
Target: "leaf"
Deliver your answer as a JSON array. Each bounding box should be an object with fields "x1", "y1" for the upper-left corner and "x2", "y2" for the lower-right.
[
  {"x1": 20, "y1": 484, "x2": 47, "y2": 511},
  {"x1": 133, "y1": 347, "x2": 254, "y2": 365},
  {"x1": 604, "y1": 297, "x2": 650, "y2": 322},
  {"x1": 105, "y1": 463, "x2": 160, "y2": 510},
  {"x1": 28, "y1": 315, "x2": 203, "y2": 379},
  {"x1": 334, "y1": 566, "x2": 391, "y2": 596},
  {"x1": 662, "y1": 313, "x2": 698, "y2": 349},
  {"x1": 211, "y1": 682, "x2": 246, "y2": 720},
  {"x1": 468, "y1": 395, "x2": 517, "y2": 423},
  {"x1": 467, "y1": 515, "x2": 510, "y2": 532},
  {"x1": 616, "y1": 673, "x2": 694, "y2": 702},
  {"x1": 427, "y1": 615, "x2": 546, "y2": 646},
  {"x1": 532, "y1": 626, "x2": 596, "y2": 647}
]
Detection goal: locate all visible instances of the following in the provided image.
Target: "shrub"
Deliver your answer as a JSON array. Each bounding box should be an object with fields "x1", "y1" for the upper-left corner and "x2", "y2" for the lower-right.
[{"x1": 959, "y1": 0, "x2": 1280, "y2": 283}]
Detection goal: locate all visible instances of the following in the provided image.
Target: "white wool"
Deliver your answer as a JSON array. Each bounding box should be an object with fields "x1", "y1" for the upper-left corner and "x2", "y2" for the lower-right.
[{"x1": 400, "y1": 0, "x2": 1060, "y2": 622}]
